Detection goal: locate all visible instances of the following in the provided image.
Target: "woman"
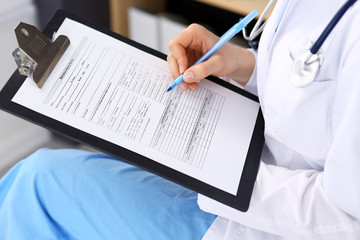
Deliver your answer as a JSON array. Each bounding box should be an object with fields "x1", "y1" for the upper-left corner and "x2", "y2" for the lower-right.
[
  {"x1": 1, "y1": 0, "x2": 359, "y2": 239},
  {"x1": 167, "y1": 0, "x2": 360, "y2": 238}
]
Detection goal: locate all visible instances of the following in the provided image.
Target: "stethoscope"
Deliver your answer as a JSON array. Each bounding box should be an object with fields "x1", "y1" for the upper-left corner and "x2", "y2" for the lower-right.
[{"x1": 243, "y1": 0, "x2": 358, "y2": 88}]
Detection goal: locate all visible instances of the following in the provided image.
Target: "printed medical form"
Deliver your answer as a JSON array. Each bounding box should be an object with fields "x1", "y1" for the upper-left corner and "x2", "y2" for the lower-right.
[{"x1": 12, "y1": 18, "x2": 259, "y2": 195}]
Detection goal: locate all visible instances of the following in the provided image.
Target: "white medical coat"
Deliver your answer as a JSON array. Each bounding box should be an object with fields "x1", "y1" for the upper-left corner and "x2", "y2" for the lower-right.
[{"x1": 199, "y1": 0, "x2": 360, "y2": 239}]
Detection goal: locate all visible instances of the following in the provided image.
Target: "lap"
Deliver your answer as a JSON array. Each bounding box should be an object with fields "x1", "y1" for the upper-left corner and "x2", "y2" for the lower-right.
[{"x1": 0, "y1": 149, "x2": 216, "y2": 240}]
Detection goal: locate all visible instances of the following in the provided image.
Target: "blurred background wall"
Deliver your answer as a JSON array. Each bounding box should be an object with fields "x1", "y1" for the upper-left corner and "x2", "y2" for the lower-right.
[{"x1": 0, "y1": 0, "x2": 48, "y2": 175}]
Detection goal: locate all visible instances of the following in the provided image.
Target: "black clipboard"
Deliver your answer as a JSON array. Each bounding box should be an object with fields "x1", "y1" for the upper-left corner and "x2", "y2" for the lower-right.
[{"x1": 0, "y1": 10, "x2": 264, "y2": 212}]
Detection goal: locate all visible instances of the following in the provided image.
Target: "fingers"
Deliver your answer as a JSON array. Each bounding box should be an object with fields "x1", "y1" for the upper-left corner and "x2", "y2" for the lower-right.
[
  {"x1": 167, "y1": 53, "x2": 196, "y2": 91},
  {"x1": 179, "y1": 82, "x2": 189, "y2": 90},
  {"x1": 167, "y1": 24, "x2": 220, "y2": 91},
  {"x1": 168, "y1": 52, "x2": 222, "y2": 91},
  {"x1": 167, "y1": 32, "x2": 192, "y2": 74},
  {"x1": 167, "y1": 53, "x2": 180, "y2": 80},
  {"x1": 188, "y1": 82, "x2": 198, "y2": 91},
  {"x1": 167, "y1": 24, "x2": 213, "y2": 76},
  {"x1": 179, "y1": 81, "x2": 198, "y2": 91}
]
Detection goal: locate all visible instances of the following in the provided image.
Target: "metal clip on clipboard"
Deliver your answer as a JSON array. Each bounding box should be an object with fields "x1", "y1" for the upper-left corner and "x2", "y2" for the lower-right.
[{"x1": 12, "y1": 22, "x2": 70, "y2": 88}]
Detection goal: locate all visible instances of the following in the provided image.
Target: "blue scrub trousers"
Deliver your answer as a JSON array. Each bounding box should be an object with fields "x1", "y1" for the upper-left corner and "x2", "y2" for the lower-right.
[{"x1": 0, "y1": 149, "x2": 216, "y2": 239}]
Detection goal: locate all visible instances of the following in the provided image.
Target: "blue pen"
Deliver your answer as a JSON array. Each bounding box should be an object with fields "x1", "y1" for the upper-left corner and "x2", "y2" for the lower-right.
[{"x1": 166, "y1": 9, "x2": 258, "y2": 92}]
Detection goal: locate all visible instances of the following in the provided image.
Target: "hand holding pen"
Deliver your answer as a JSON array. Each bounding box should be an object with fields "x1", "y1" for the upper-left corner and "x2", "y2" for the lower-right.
[{"x1": 167, "y1": 9, "x2": 258, "y2": 91}]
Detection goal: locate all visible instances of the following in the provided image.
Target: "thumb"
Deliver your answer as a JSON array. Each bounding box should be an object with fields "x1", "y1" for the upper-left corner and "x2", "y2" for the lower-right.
[
  {"x1": 183, "y1": 71, "x2": 196, "y2": 83},
  {"x1": 183, "y1": 57, "x2": 223, "y2": 83}
]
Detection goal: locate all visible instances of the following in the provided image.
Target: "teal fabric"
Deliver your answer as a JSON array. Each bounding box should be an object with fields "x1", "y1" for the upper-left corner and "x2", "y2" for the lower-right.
[{"x1": 0, "y1": 149, "x2": 216, "y2": 239}]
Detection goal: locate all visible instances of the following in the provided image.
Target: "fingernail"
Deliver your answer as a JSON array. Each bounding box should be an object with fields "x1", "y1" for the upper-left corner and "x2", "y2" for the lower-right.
[
  {"x1": 179, "y1": 66, "x2": 185, "y2": 74},
  {"x1": 183, "y1": 72, "x2": 195, "y2": 82},
  {"x1": 179, "y1": 83, "x2": 186, "y2": 90}
]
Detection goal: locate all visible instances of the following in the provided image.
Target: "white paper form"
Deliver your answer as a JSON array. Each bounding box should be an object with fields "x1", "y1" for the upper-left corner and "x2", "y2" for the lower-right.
[{"x1": 12, "y1": 18, "x2": 260, "y2": 195}]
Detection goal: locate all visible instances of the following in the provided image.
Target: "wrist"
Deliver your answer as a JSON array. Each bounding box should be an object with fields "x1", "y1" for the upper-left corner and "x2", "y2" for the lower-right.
[{"x1": 228, "y1": 48, "x2": 256, "y2": 86}]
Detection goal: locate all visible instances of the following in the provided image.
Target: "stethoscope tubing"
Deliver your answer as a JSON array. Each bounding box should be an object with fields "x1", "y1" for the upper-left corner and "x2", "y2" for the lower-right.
[
  {"x1": 310, "y1": 0, "x2": 358, "y2": 55},
  {"x1": 242, "y1": 0, "x2": 276, "y2": 45}
]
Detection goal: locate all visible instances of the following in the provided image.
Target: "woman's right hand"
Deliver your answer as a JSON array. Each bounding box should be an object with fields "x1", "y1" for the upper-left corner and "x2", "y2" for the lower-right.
[{"x1": 167, "y1": 24, "x2": 256, "y2": 90}]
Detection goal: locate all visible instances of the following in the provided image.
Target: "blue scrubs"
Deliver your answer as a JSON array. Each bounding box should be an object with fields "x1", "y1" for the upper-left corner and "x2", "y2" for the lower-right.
[{"x1": 0, "y1": 149, "x2": 216, "y2": 239}]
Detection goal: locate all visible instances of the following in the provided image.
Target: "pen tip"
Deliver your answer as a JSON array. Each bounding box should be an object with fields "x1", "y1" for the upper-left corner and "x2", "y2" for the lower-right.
[{"x1": 166, "y1": 87, "x2": 172, "y2": 92}]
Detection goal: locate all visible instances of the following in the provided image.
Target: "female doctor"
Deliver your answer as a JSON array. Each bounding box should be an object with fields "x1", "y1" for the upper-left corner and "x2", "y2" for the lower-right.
[
  {"x1": 0, "y1": 0, "x2": 360, "y2": 239},
  {"x1": 167, "y1": 0, "x2": 360, "y2": 238}
]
